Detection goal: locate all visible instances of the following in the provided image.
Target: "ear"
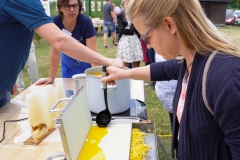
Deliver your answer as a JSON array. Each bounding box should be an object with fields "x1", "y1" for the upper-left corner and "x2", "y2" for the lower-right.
[
  {"x1": 59, "y1": 6, "x2": 64, "y2": 13},
  {"x1": 163, "y1": 16, "x2": 176, "y2": 35}
]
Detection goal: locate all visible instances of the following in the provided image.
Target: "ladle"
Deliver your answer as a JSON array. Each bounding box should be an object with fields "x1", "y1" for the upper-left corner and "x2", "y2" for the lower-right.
[{"x1": 96, "y1": 66, "x2": 112, "y2": 127}]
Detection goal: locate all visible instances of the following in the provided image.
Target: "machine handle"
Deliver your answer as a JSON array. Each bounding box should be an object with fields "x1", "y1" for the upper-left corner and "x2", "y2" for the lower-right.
[
  {"x1": 102, "y1": 66, "x2": 107, "y2": 89},
  {"x1": 101, "y1": 84, "x2": 117, "y2": 89},
  {"x1": 49, "y1": 98, "x2": 72, "y2": 113}
]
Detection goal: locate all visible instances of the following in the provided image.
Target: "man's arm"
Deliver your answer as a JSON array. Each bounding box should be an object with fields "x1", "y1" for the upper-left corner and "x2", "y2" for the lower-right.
[
  {"x1": 49, "y1": 45, "x2": 61, "y2": 80},
  {"x1": 34, "y1": 23, "x2": 122, "y2": 67},
  {"x1": 111, "y1": 11, "x2": 117, "y2": 24}
]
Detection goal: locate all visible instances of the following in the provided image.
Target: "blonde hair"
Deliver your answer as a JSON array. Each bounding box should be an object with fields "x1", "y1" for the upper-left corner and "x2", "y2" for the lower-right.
[{"x1": 126, "y1": 0, "x2": 240, "y2": 57}]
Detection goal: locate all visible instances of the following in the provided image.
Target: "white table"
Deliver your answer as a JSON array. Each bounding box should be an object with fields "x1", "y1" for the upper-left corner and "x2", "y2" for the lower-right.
[{"x1": 0, "y1": 78, "x2": 145, "y2": 159}]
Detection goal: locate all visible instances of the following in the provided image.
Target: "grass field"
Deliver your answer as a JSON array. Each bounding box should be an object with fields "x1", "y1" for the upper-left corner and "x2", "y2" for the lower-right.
[{"x1": 18, "y1": 25, "x2": 240, "y2": 159}]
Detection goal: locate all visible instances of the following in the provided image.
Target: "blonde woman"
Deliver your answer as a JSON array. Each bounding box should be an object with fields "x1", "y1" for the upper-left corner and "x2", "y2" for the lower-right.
[
  {"x1": 101, "y1": 0, "x2": 240, "y2": 159},
  {"x1": 116, "y1": 0, "x2": 143, "y2": 68}
]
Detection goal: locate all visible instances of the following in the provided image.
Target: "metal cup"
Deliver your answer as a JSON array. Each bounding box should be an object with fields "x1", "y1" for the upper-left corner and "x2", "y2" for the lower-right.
[{"x1": 72, "y1": 73, "x2": 86, "y2": 95}]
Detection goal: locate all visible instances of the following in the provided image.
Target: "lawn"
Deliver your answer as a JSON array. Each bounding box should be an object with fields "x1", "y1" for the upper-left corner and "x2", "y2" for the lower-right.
[{"x1": 18, "y1": 25, "x2": 240, "y2": 160}]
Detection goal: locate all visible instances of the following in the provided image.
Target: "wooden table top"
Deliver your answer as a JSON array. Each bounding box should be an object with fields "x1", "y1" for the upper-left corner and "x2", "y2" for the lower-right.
[{"x1": 0, "y1": 78, "x2": 145, "y2": 160}]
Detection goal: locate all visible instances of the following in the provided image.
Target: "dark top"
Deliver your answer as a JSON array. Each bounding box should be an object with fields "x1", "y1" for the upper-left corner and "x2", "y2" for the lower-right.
[
  {"x1": 52, "y1": 14, "x2": 96, "y2": 77},
  {"x1": 0, "y1": 0, "x2": 52, "y2": 91},
  {"x1": 150, "y1": 52, "x2": 240, "y2": 160},
  {"x1": 117, "y1": 11, "x2": 140, "y2": 40},
  {"x1": 103, "y1": 3, "x2": 114, "y2": 22}
]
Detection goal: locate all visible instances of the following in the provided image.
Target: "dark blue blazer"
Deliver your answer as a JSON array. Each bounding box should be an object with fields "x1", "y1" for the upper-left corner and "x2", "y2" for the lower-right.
[{"x1": 150, "y1": 52, "x2": 240, "y2": 160}]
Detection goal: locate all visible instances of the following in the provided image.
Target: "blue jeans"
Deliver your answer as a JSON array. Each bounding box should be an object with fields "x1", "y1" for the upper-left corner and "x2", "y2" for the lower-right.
[
  {"x1": 103, "y1": 21, "x2": 116, "y2": 34},
  {"x1": 0, "y1": 91, "x2": 10, "y2": 108}
]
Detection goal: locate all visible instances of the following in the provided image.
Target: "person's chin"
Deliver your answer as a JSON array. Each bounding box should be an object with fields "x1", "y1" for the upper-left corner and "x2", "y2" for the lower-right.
[{"x1": 68, "y1": 15, "x2": 76, "y2": 18}]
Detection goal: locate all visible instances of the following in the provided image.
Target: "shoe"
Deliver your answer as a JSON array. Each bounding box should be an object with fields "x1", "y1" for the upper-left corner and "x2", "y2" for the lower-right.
[
  {"x1": 104, "y1": 46, "x2": 109, "y2": 48},
  {"x1": 114, "y1": 43, "x2": 118, "y2": 46}
]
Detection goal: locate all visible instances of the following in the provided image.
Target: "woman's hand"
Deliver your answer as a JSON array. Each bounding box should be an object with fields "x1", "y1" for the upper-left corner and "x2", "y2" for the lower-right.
[
  {"x1": 34, "y1": 78, "x2": 55, "y2": 85},
  {"x1": 101, "y1": 66, "x2": 126, "y2": 85}
]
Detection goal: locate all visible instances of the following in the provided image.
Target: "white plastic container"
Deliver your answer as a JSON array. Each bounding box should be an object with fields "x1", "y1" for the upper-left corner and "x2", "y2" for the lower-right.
[
  {"x1": 85, "y1": 66, "x2": 130, "y2": 114},
  {"x1": 72, "y1": 73, "x2": 86, "y2": 95}
]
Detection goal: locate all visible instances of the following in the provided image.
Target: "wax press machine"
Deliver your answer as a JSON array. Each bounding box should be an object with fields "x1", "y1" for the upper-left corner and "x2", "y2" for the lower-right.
[{"x1": 47, "y1": 86, "x2": 158, "y2": 160}]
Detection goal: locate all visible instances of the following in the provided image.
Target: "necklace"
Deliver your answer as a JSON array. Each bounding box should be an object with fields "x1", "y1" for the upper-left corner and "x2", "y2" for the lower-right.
[{"x1": 185, "y1": 62, "x2": 193, "y2": 79}]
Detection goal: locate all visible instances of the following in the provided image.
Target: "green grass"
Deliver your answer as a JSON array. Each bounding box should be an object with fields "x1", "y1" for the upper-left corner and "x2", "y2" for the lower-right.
[
  {"x1": 18, "y1": 26, "x2": 240, "y2": 160},
  {"x1": 218, "y1": 26, "x2": 240, "y2": 47}
]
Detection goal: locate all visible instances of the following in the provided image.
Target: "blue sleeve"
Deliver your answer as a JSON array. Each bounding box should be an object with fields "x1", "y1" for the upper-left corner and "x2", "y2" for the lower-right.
[
  {"x1": 4, "y1": 0, "x2": 53, "y2": 31},
  {"x1": 207, "y1": 57, "x2": 240, "y2": 158},
  {"x1": 150, "y1": 59, "x2": 181, "y2": 81},
  {"x1": 215, "y1": 74, "x2": 240, "y2": 159}
]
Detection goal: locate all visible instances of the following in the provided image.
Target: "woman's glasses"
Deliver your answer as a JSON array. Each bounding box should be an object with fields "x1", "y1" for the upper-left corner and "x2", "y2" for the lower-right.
[
  {"x1": 140, "y1": 19, "x2": 161, "y2": 45},
  {"x1": 64, "y1": 4, "x2": 79, "y2": 10}
]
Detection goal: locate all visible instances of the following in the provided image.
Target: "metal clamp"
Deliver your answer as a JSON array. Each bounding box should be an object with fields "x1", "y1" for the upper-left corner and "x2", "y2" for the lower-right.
[
  {"x1": 49, "y1": 98, "x2": 72, "y2": 113},
  {"x1": 46, "y1": 152, "x2": 66, "y2": 160}
]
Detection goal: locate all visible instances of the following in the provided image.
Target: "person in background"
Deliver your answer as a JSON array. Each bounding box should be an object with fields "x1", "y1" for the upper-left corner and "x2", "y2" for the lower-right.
[
  {"x1": 16, "y1": 42, "x2": 39, "y2": 92},
  {"x1": 155, "y1": 53, "x2": 177, "y2": 130},
  {"x1": 112, "y1": 3, "x2": 120, "y2": 15},
  {"x1": 141, "y1": 41, "x2": 151, "y2": 66},
  {"x1": 101, "y1": 0, "x2": 240, "y2": 159},
  {"x1": 147, "y1": 47, "x2": 156, "y2": 88},
  {"x1": 117, "y1": 3, "x2": 125, "y2": 42},
  {"x1": 116, "y1": 0, "x2": 142, "y2": 68},
  {"x1": 0, "y1": 0, "x2": 123, "y2": 108},
  {"x1": 36, "y1": 0, "x2": 97, "y2": 84},
  {"x1": 103, "y1": 0, "x2": 118, "y2": 48},
  {"x1": 147, "y1": 48, "x2": 156, "y2": 64}
]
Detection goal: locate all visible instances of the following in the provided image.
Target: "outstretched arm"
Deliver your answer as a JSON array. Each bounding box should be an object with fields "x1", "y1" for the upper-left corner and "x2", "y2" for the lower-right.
[
  {"x1": 35, "y1": 45, "x2": 61, "y2": 85},
  {"x1": 101, "y1": 65, "x2": 151, "y2": 84},
  {"x1": 34, "y1": 23, "x2": 123, "y2": 68}
]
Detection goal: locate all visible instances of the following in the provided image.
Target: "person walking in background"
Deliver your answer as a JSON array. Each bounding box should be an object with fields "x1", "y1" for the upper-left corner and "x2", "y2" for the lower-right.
[
  {"x1": 103, "y1": 0, "x2": 118, "y2": 48},
  {"x1": 116, "y1": 0, "x2": 142, "y2": 68},
  {"x1": 16, "y1": 42, "x2": 39, "y2": 92},
  {"x1": 0, "y1": 0, "x2": 123, "y2": 108},
  {"x1": 101, "y1": 0, "x2": 240, "y2": 159},
  {"x1": 155, "y1": 53, "x2": 177, "y2": 130},
  {"x1": 36, "y1": 0, "x2": 98, "y2": 85}
]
